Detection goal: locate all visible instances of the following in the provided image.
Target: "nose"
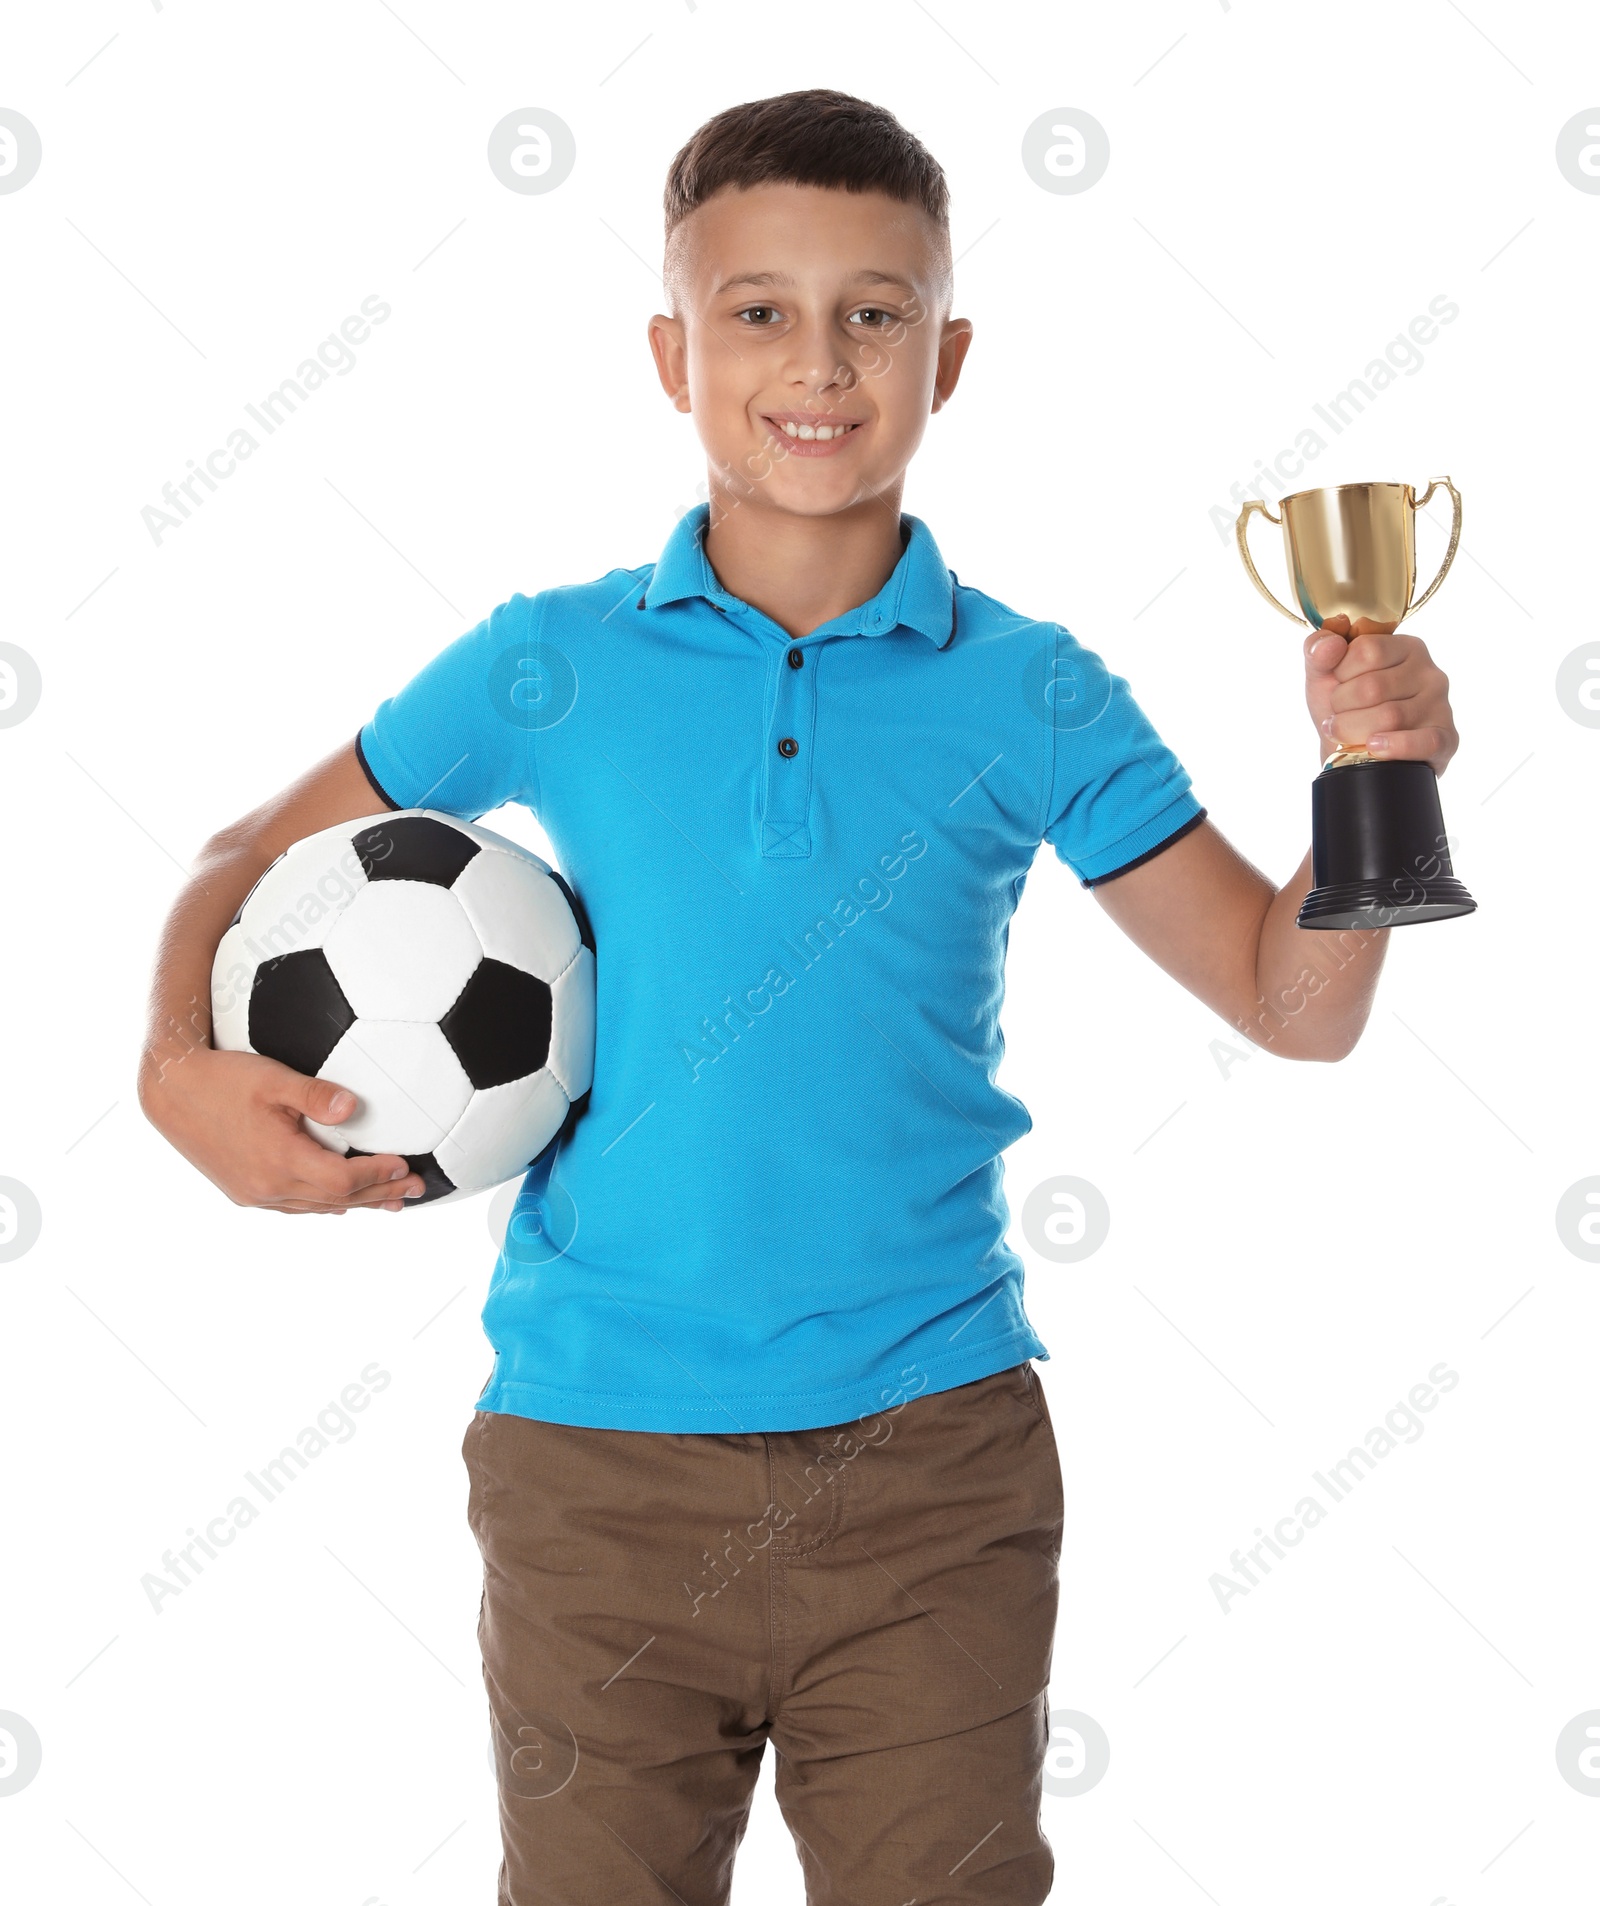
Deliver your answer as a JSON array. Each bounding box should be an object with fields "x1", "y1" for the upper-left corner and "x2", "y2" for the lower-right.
[{"x1": 780, "y1": 313, "x2": 856, "y2": 397}]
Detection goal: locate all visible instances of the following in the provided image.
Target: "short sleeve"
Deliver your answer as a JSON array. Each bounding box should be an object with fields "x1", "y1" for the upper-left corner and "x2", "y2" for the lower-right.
[
  {"x1": 357, "y1": 592, "x2": 544, "y2": 821},
  {"x1": 1041, "y1": 623, "x2": 1204, "y2": 886}
]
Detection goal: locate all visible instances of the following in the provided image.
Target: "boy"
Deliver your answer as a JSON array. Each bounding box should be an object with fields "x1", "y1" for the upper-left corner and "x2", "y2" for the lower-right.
[{"x1": 140, "y1": 91, "x2": 1458, "y2": 1904}]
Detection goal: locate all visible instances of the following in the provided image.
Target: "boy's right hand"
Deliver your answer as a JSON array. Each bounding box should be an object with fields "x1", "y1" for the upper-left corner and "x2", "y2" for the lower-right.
[{"x1": 139, "y1": 1047, "x2": 425, "y2": 1215}]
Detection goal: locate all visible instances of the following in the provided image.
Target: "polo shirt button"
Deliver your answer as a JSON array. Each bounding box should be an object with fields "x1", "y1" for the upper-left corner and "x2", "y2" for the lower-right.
[
  {"x1": 787, "y1": 647, "x2": 804, "y2": 669},
  {"x1": 636, "y1": 596, "x2": 646, "y2": 610},
  {"x1": 777, "y1": 736, "x2": 799, "y2": 758}
]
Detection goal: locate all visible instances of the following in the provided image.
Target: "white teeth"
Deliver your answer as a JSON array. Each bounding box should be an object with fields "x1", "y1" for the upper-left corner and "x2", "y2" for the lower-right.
[{"x1": 775, "y1": 418, "x2": 858, "y2": 440}]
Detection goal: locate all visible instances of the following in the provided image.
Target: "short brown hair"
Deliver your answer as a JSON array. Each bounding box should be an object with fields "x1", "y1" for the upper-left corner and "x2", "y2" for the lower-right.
[{"x1": 664, "y1": 90, "x2": 949, "y2": 240}]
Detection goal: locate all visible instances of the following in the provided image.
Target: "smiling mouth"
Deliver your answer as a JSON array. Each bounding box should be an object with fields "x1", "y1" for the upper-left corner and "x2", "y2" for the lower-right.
[{"x1": 761, "y1": 412, "x2": 867, "y2": 443}]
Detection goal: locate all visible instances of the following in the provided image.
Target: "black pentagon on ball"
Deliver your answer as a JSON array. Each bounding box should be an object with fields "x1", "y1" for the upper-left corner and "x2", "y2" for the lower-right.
[
  {"x1": 354, "y1": 814, "x2": 480, "y2": 887},
  {"x1": 249, "y1": 949, "x2": 356, "y2": 1076},
  {"x1": 345, "y1": 1148, "x2": 457, "y2": 1208},
  {"x1": 440, "y1": 958, "x2": 553, "y2": 1089}
]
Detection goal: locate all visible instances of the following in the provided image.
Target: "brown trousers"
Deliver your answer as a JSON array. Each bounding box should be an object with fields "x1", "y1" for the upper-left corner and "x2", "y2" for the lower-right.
[{"x1": 463, "y1": 1362, "x2": 1064, "y2": 1904}]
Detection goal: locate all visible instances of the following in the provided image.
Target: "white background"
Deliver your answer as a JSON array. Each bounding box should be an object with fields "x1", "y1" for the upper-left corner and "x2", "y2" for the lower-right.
[{"x1": 2, "y1": 3, "x2": 1596, "y2": 1902}]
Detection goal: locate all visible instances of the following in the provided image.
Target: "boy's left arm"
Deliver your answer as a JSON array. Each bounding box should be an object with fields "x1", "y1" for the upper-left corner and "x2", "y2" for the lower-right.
[{"x1": 1092, "y1": 615, "x2": 1458, "y2": 1061}]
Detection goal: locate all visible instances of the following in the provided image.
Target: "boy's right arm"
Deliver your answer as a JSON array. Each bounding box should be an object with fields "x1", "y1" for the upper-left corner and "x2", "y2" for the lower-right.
[{"x1": 137, "y1": 738, "x2": 426, "y2": 1216}]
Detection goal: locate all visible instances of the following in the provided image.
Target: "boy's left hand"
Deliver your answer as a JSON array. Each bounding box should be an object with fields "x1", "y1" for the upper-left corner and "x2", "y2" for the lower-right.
[{"x1": 1304, "y1": 614, "x2": 1459, "y2": 775}]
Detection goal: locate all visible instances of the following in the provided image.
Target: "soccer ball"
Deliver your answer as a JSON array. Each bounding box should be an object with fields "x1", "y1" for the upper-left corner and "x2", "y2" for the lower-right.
[{"x1": 210, "y1": 810, "x2": 595, "y2": 1207}]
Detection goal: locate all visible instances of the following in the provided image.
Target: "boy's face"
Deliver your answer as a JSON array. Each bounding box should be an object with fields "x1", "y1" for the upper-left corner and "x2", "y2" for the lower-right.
[{"x1": 650, "y1": 183, "x2": 971, "y2": 523}]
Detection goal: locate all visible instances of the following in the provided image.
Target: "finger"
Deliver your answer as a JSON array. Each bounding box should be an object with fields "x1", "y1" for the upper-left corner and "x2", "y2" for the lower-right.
[
  {"x1": 280, "y1": 1135, "x2": 424, "y2": 1204},
  {"x1": 266, "y1": 1066, "x2": 360, "y2": 1128},
  {"x1": 1333, "y1": 632, "x2": 1414, "y2": 679},
  {"x1": 1366, "y1": 725, "x2": 1454, "y2": 766},
  {"x1": 285, "y1": 1173, "x2": 424, "y2": 1210},
  {"x1": 1328, "y1": 666, "x2": 1429, "y2": 713},
  {"x1": 1304, "y1": 629, "x2": 1348, "y2": 673},
  {"x1": 325, "y1": 1181, "x2": 423, "y2": 1209},
  {"x1": 249, "y1": 1150, "x2": 422, "y2": 1209},
  {"x1": 1324, "y1": 699, "x2": 1416, "y2": 748},
  {"x1": 1305, "y1": 615, "x2": 1351, "y2": 668},
  {"x1": 265, "y1": 1193, "x2": 403, "y2": 1215}
]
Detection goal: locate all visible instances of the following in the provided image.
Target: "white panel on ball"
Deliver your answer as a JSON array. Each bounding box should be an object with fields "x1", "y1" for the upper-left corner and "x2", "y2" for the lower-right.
[
  {"x1": 547, "y1": 945, "x2": 596, "y2": 1100},
  {"x1": 307, "y1": 1021, "x2": 475, "y2": 1154},
  {"x1": 323, "y1": 881, "x2": 483, "y2": 1021},
  {"x1": 435, "y1": 1068, "x2": 571, "y2": 1193},
  {"x1": 228, "y1": 831, "x2": 369, "y2": 961},
  {"x1": 209, "y1": 922, "x2": 258, "y2": 1052},
  {"x1": 451, "y1": 846, "x2": 581, "y2": 980}
]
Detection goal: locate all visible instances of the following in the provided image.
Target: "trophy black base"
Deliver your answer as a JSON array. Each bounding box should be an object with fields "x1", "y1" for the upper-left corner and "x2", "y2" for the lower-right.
[
  {"x1": 1297, "y1": 875, "x2": 1477, "y2": 931},
  {"x1": 1298, "y1": 758, "x2": 1477, "y2": 932}
]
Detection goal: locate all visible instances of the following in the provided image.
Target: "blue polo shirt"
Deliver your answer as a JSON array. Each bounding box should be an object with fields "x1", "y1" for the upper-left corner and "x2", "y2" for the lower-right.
[{"x1": 357, "y1": 505, "x2": 1203, "y2": 1432}]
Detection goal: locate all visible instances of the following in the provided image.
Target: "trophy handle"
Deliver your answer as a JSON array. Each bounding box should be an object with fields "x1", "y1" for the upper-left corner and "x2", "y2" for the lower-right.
[
  {"x1": 1234, "y1": 498, "x2": 1304, "y2": 624},
  {"x1": 1405, "y1": 476, "x2": 1462, "y2": 618}
]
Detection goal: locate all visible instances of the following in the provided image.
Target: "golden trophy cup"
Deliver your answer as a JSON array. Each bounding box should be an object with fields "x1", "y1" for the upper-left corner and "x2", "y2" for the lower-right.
[{"x1": 1236, "y1": 478, "x2": 1476, "y2": 930}]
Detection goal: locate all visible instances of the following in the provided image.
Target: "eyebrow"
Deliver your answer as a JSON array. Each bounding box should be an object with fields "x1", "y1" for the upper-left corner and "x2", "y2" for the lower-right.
[{"x1": 713, "y1": 269, "x2": 918, "y2": 295}]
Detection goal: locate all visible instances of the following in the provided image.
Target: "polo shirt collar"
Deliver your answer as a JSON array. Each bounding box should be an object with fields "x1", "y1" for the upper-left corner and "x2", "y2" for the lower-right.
[{"x1": 643, "y1": 502, "x2": 956, "y2": 648}]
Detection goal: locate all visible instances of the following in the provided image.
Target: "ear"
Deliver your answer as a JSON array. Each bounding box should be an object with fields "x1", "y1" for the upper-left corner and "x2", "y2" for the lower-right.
[
  {"x1": 648, "y1": 312, "x2": 692, "y2": 413},
  {"x1": 930, "y1": 317, "x2": 974, "y2": 414}
]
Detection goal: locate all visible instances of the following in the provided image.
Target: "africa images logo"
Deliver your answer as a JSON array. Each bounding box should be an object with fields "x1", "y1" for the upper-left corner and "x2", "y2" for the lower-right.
[{"x1": 1209, "y1": 1362, "x2": 1460, "y2": 1613}]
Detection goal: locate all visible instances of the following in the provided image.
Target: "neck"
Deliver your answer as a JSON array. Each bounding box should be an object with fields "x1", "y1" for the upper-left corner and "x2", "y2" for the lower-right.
[{"x1": 702, "y1": 483, "x2": 908, "y2": 640}]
